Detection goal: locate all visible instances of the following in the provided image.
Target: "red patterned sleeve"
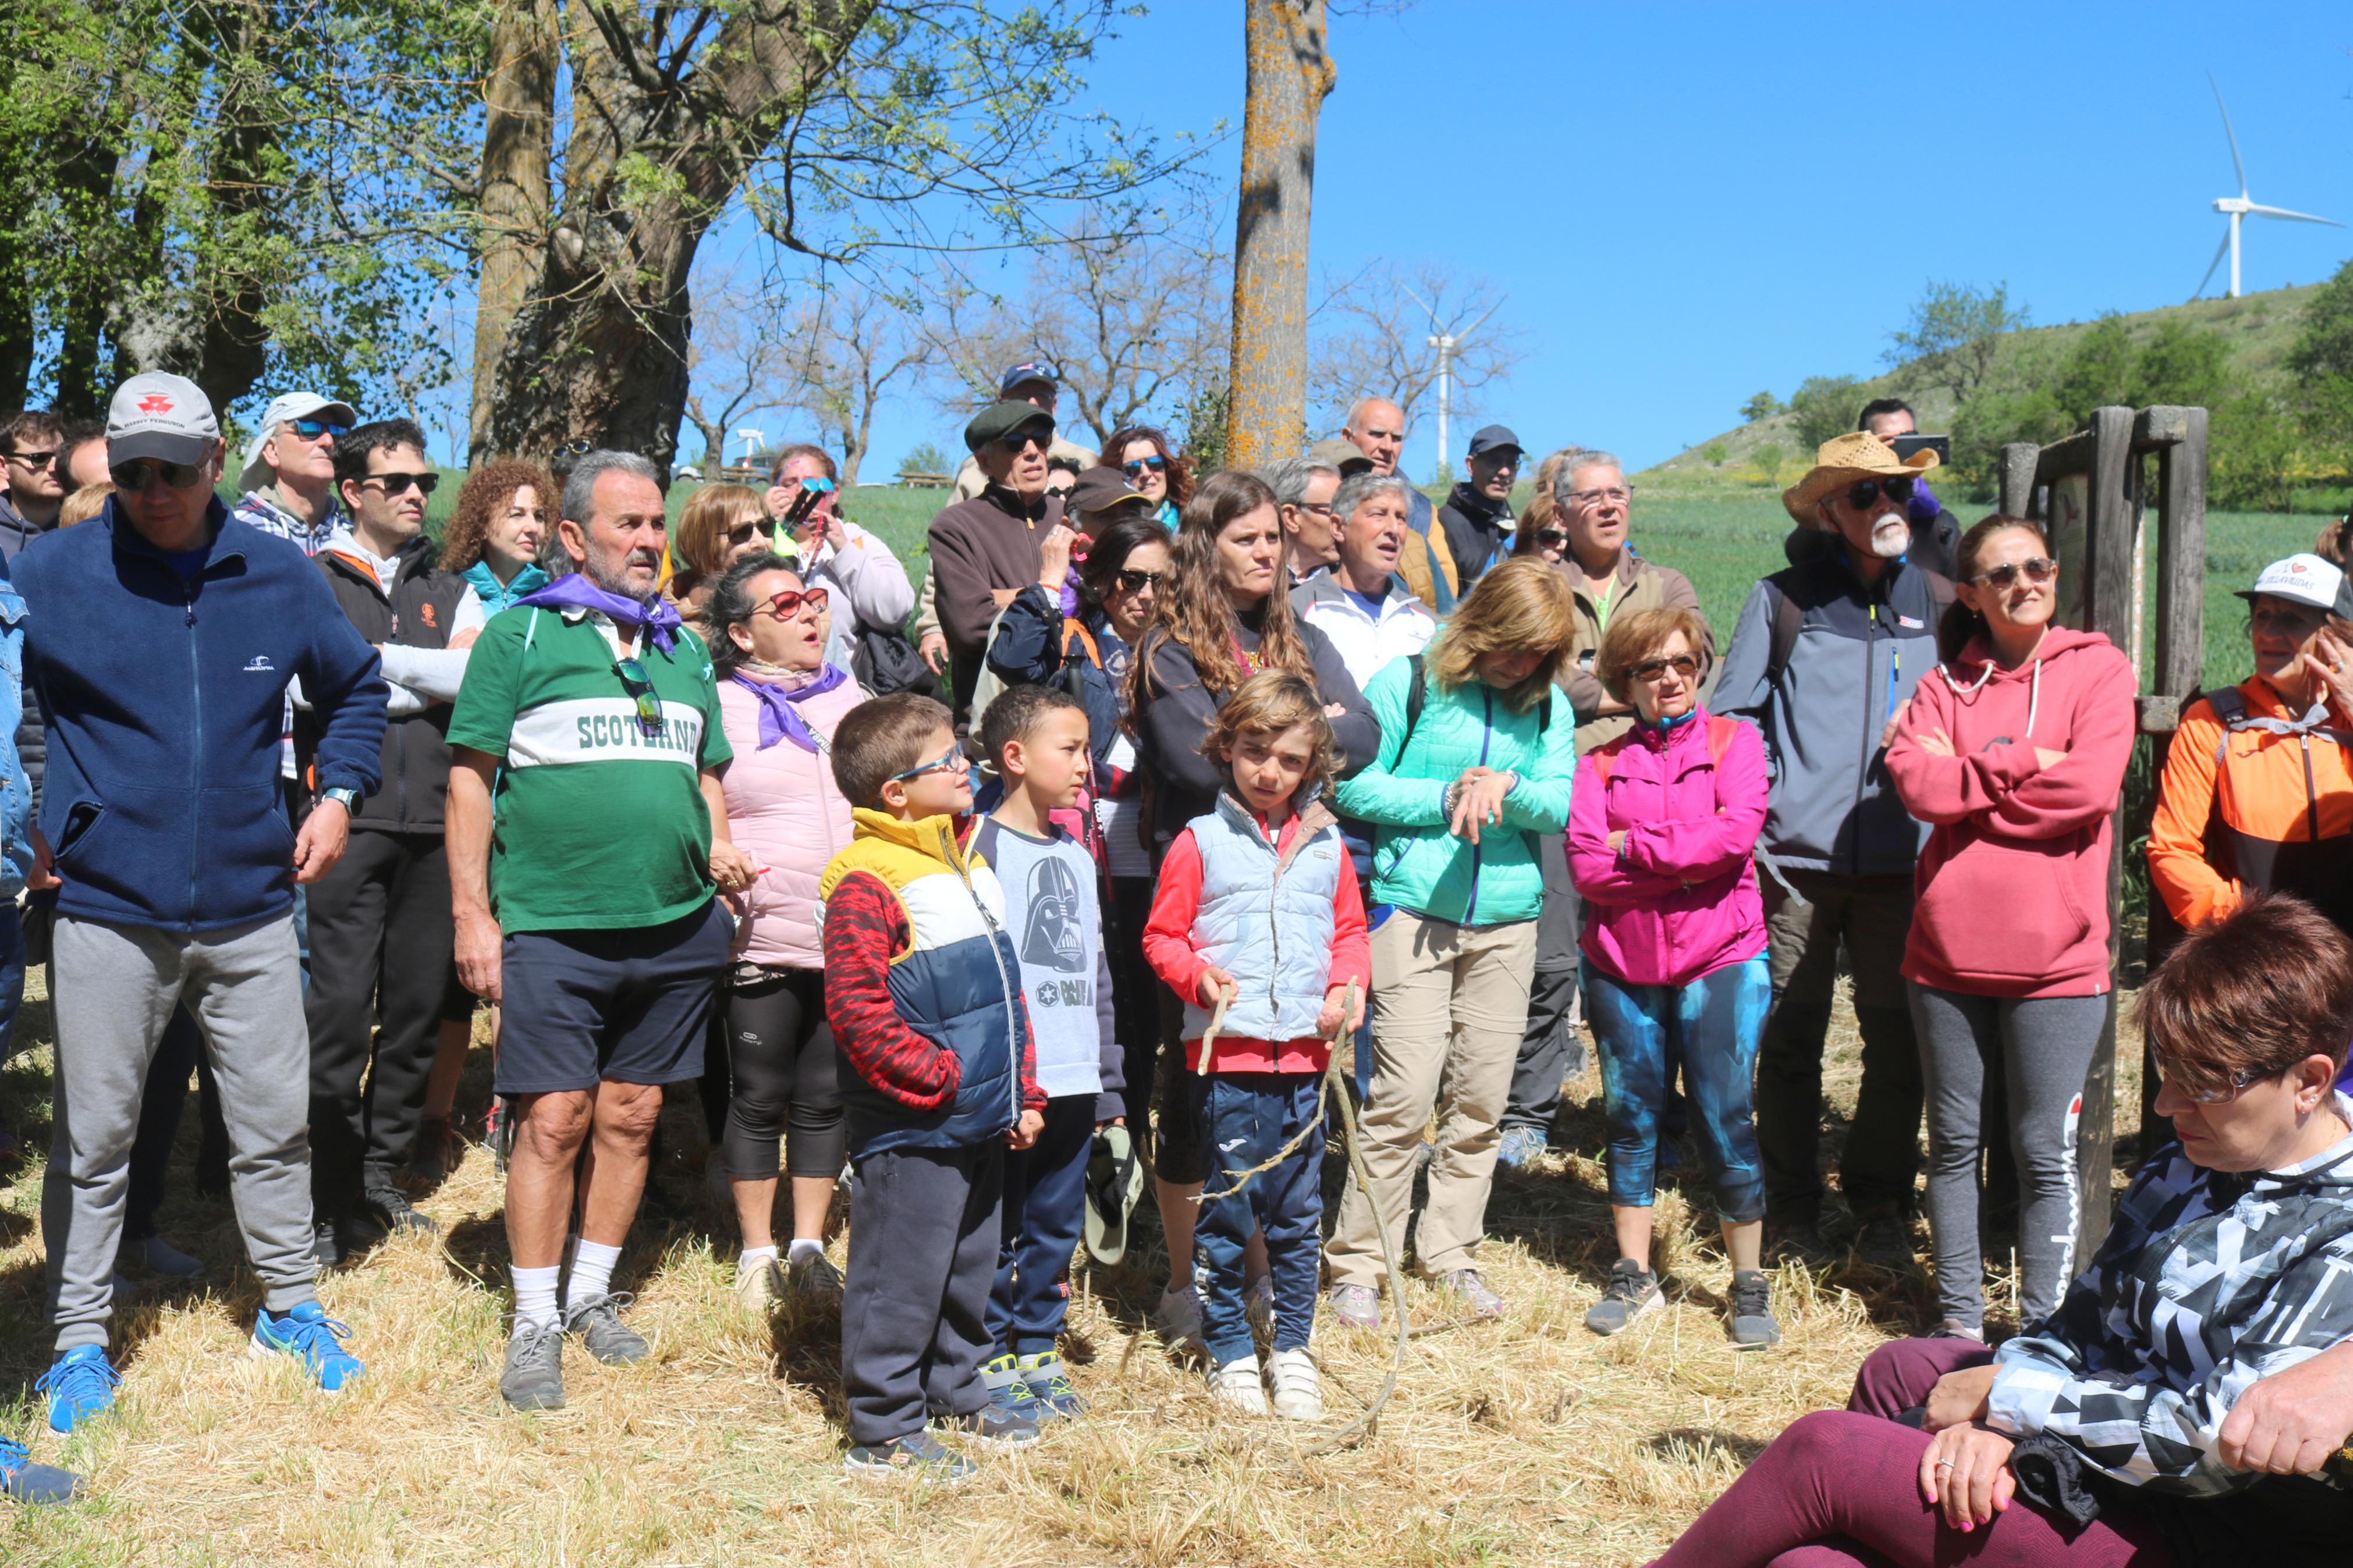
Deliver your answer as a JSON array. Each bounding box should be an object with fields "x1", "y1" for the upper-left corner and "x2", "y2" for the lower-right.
[{"x1": 823, "y1": 871, "x2": 960, "y2": 1110}]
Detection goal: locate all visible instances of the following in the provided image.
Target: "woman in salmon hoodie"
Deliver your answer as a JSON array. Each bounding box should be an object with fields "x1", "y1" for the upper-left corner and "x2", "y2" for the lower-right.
[
  {"x1": 1567, "y1": 605, "x2": 1777, "y2": 1349},
  {"x1": 1886, "y1": 516, "x2": 2136, "y2": 1340},
  {"x1": 704, "y1": 552, "x2": 869, "y2": 1313}
]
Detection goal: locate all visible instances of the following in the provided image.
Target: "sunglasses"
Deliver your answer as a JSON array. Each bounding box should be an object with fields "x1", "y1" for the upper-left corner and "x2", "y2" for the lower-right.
[
  {"x1": 110, "y1": 457, "x2": 210, "y2": 493},
  {"x1": 1113, "y1": 567, "x2": 1166, "y2": 593},
  {"x1": 1535, "y1": 528, "x2": 1570, "y2": 549},
  {"x1": 891, "y1": 741, "x2": 966, "y2": 783},
  {"x1": 1630, "y1": 653, "x2": 1701, "y2": 682},
  {"x1": 723, "y1": 520, "x2": 770, "y2": 550},
  {"x1": 288, "y1": 418, "x2": 350, "y2": 441},
  {"x1": 2250, "y1": 602, "x2": 2329, "y2": 635},
  {"x1": 1971, "y1": 557, "x2": 2057, "y2": 589},
  {"x1": 361, "y1": 471, "x2": 439, "y2": 497},
  {"x1": 1843, "y1": 477, "x2": 1915, "y2": 510},
  {"x1": 1121, "y1": 456, "x2": 1169, "y2": 475},
  {"x1": 613, "y1": 657, "x2": 665, "y2": 737},
  {"x1": 7, "y1": 447, "x2": 58, "y2": 469},
  {"x1": 761, "y1": 585, "x2": 829, "y2": 620},
  {"x1": 994, "y1": 433, "x2": 1048, "y2": 455}
]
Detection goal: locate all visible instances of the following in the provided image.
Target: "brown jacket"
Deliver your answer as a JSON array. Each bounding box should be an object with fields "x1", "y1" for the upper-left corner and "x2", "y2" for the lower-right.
[{"x1": 1555, "y1": 549, "x2": 1709, "y2": 754}]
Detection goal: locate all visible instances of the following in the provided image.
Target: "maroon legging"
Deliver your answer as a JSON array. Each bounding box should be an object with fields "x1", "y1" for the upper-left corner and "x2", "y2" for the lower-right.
[{"x1": 1651, "y1": 1337, "x2": 2177, "y2": 1567}]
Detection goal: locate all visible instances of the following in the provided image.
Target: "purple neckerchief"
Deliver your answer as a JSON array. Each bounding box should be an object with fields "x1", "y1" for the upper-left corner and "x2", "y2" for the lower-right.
[
  {"x1": 1058, "y1": 564, "x2": 1083, "y2": 618},
  {"x1": 1909, "y1": 478, "x2": 1941, "y2": 526},
  {"x1": 514, "y1": 574, "x2": 683, "y2": 653},
  {"x1": 733, "y1": 665, "x2": 847, "y2": 751}
]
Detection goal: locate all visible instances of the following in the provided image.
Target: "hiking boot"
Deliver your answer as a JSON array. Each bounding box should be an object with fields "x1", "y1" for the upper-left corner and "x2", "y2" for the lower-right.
[
  {"x1": 1015, "y1": 1352, "x2": 1084, "y2": 1421},
  {"x1": 933, "y1": 1403, "x2": 1041, "y2": 1448},
  {"x1": 36, "y1": 1346, "x2": 118, "y2": 1435},
  {"x1": 1439, "y1": 1268, "x2": 1506, "y2": 1320},
  {"x1": 1584, "y1": 1258, "x2": 1663, "y2": 1336},
  {"x1": 843, "y1": 1431, "x2": 974, "y2": 1483},
  {"x1": 1855, "y1": 1214, "x2": 1914, "y2": 1265},
  {"x1": 1266, "y1": 1347, "x2": 1322, "y2": 1420},
  {"x1": 733, "y1": 1256, "x2": 783, "y2": 1315},
  {"x1": 1208, "y1": 1355, "x2": 1268, "y2": 1416},
  {"x1": 499, "y1": 1320, "x2": 566, "y2": 1411},
  {"x1": 1151, "y1": 1284, "x2": 1205, "y2": 1352},
  {"x1": 0, "y1": 1433, "x2": 79, "y2": 1505},
  {"x1": 1325, "y1": 1282, "x2": 1380, "y2": 1331},
  {"x1": 979, "y1": 1353, "x2": 1042, "y2": 1423},
  {"x1": 249, "y1": 1302, "x2": 366, "y2": 1392},
  {"x1": 1495, "y1": 1125, "x2": 1546, "y2": 1171},
  {"x1": 363, "y1": 1183, "x2": 437, "y2": 1236},
  {"x1": 563, "y1": 1293, "x2": 649, "y2": 1366},
  {"x1": 1727, "y1": 1270, "x2": 1780, "y2": 1349},
  {"x1": 786, "y1": 1249, "x2": 844, "y2": 1300}
]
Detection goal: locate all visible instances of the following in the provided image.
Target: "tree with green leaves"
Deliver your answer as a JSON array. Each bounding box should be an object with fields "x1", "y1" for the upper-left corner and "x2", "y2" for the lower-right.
[
  {"x1": 1787, "y1": 375, "x2": 1864, "y2": 454},
  {"x1": 1883, "y1": 280, "x2": 2029, "y2": 403},
  {"x1": 1740, "y1": 390, "x2": 1781, "y2": 423},
  {"x1": 2288, "y1": 257, "x2": 2353, "y2": 458}
]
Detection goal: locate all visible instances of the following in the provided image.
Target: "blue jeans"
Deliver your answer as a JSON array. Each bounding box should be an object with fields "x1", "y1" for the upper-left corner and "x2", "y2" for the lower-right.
[
  {"x1": 1584, "y1": 954, "x2": 1770, "y2": 1225},
  {"x1": 1186, "y1": 1072, "x2": 1323, "y2": 1366},
  {"x1": 985, "y1": 1094, "x2": 1095, "y2": 1356}
]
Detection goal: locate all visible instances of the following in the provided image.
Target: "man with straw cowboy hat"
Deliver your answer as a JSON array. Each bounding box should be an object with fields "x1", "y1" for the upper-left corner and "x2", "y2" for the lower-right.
[{"x1": 1713, "y1": 431, "x2": 1954, "y2": 1263}]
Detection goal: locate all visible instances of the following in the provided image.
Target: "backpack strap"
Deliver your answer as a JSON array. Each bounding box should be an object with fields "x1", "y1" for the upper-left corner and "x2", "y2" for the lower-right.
[
  {"x1": 1704, "y1": 712, "x2": 1739, "y2": 767},
  {"x1": 1765, "y1": 581, "x2": 1804, "y2": 689},
  {"x1": 1401, "y1": 653, "x2": 1428, "y2": 755}
]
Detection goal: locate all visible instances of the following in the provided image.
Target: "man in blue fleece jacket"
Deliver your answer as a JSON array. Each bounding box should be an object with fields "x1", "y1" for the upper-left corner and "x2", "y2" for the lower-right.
[{"x1": 15, "y1": 372, "x2": 389, "y2": 1434}]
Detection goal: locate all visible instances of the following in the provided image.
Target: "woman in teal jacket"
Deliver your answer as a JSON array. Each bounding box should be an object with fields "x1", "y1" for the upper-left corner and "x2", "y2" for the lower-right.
[{"x1": 1323, "y1": 559, "x2": 1578, "y2": 1328}]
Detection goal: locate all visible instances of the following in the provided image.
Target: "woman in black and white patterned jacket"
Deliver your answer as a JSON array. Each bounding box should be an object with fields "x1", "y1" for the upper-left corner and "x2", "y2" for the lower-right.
[{"x1": 1651, "y1": 890, "x2": 2353, "y2": 1568}]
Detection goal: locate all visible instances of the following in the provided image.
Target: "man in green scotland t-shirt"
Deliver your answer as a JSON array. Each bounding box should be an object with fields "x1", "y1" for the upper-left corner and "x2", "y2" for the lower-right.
[{"x1": 446, "y1": 450, "x2": 761, "y2": 1411}]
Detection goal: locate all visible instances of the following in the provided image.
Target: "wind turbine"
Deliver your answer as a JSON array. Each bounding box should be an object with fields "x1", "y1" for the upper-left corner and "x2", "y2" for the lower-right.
[
  {"x1": 1401, "y1": 286, "x2": 1504, "y2": 478},
  {"x1": 2196, "y1": 74, "x2": 2340, "y2": 300}
]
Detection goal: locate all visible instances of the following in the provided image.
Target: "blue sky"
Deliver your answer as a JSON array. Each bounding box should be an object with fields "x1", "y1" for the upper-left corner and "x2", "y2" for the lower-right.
[{"x1": 655, "y1": 1, "x2": 2353, "y2": 482}]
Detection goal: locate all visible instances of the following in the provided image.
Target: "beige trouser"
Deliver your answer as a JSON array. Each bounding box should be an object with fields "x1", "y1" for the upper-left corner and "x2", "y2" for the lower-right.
[{"x1": 1325, "y1": 911, "x2": 1538, "y2": 1288}]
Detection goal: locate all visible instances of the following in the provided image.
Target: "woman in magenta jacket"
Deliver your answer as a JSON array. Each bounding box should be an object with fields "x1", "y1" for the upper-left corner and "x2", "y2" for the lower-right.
[
  {"x1": 1567, "y1": 605, "x2": 1777, "y2": 1347},
  {"x1": 704, "y1": 552, "x2": 868, "y2": 1313},
  {"x1": 1886, "y1": 515, "x2": 2136, "y2": 1339}
]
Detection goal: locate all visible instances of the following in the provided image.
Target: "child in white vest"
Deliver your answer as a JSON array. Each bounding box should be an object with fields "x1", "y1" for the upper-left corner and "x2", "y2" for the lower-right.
[{"x1": 1141, "y1": 671, "x2": 1369, "y2": 1418}]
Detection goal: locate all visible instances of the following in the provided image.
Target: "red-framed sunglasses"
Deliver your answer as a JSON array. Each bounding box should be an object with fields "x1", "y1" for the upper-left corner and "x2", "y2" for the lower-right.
[{"x1": 762, "y1": 585, "x2": 829, "y2": 620}]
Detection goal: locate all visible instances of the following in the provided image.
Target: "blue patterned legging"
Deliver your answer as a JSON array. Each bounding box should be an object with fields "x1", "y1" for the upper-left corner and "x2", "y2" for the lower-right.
[{"x1": 1582, "y1": 954, "x2": 1770, "y2": 1224}]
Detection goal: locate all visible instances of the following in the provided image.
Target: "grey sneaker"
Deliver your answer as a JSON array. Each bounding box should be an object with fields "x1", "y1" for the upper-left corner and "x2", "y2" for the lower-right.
[
  {"x1": 1932, "y1": 1316, "x2": 1986, "y2": 1342},
  {"x1": 1727, "y1": 1270, "x2": 1780, "y2": 1349},
  {"x1": 1325, "y1": 1282, "x2": 1381, "y2": 1331},
  {"x1": 787, "y1": 1249, "x2": 844, "y2": 1300},
  {"x1": 563, "y1": 1292, "x2": 649, "y2": 1365},
  {"x1": 1584, "y1": 1258, "x2": 1663, "y2": 1336},
  {"x1": 843, "y1": 1431, "x2": 975, "y2": 1482},
  {"x1": 500, "y1": 1321, "x2": 566, "y2": 1410},
  {"x1": 1439, "y1": 1268, "x2": 1505, "y2": 1319}
]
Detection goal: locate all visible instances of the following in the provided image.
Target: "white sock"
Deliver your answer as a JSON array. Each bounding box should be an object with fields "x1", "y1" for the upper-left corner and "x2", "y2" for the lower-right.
[
  {"x1": 738, "y1": 1244, "x2": 779, "y2": 1275},
  {"x1": 512, "y1": 1265, "x2": 561, "y2": 1334},
  {"x1": 787, "y1": 1238, "x2": 824, "y2": 1267},
  {"x1": 565, "y1": 1240, "x2": 622, "y2": 1309}
]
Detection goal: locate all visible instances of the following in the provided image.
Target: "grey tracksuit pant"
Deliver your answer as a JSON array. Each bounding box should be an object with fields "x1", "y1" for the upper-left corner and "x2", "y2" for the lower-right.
[{"x1": 44, "y1": 912, "x2": 320, "y2": 1350}]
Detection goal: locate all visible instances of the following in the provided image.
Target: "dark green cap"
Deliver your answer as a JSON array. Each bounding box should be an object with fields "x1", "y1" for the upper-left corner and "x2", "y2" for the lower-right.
[{"x1": 964, "y1": 399, "x2": 1055, "y2": 454}]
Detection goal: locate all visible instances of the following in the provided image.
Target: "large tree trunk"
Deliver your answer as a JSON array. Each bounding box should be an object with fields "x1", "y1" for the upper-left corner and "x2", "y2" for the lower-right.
[
  {"x1": 1226, "y1": 0, "x2": 1332, "y2": 470},
  {"x1": 481, "y1": 2, "x2": 861, "y2": 485},
  {"x1": 467, "y1": 0, "x2": 559, "y2": 465}
]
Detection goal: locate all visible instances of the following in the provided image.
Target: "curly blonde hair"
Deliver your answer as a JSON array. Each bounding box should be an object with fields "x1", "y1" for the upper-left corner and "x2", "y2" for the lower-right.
[{"x1": 1421, "y1": 557, "x2": 1575, "y2": 711}]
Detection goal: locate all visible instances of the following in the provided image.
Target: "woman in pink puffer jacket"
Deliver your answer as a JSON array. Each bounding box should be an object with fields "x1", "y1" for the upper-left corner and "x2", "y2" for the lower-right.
[
  {"x1": 703, "y1": 553, "x2": 867, "y2": 1312},
  {"x1": 1566, "y1": 605, "x2": 1776, "y2": 1349}
]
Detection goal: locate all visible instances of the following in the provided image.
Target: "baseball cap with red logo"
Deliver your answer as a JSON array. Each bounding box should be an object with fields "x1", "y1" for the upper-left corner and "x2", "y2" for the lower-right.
[
  {"x1": 2237, "y1": 553, "x2": 2343, "y2": 616},
  {"x1": 106, "y1": 371, "x2": 220, "y2": 468}
]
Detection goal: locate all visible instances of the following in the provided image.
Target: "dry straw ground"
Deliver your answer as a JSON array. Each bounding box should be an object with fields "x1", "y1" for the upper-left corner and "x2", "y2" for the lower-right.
[{"x1": 0, "y1": 978, "x2": 2146, "y2": 1567}]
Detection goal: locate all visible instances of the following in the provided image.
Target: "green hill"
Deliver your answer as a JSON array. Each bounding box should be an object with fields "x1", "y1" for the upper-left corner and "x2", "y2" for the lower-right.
[{"x1": 1645, "y1": 282, "x2": 2326, "y2": 495}]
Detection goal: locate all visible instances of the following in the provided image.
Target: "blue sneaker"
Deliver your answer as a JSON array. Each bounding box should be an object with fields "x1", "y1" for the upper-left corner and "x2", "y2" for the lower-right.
[
  {"x1": 250, "y1": 1302, "x2": 365, "y2": 1392},
  {"x1": 1015, "y1": 1352, "x2": 1083, "y2": 1420},
  {"x1": 0, "y1": 1432, "x2": 79, "y2": 1505},
  {"x1": 978, "y1": 1353, "x2": 1041, "y2": 1421},
  {"x1": 1495, "y1": 1125, "x2": 1546, "y2": 1171},
  {"x1": 35, "y1": 1346, "x2": 118, "y2": 1434}
]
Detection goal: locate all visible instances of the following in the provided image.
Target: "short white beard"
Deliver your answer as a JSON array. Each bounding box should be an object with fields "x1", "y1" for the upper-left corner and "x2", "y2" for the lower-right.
[{"x1": 1865, "y1": 510, "x2": 1911, "y2": 559}]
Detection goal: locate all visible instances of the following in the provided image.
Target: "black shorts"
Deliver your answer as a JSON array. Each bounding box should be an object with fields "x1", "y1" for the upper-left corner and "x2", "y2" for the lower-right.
[
  {"x1": 495, "y1": 900, "x2": 732, "y2": 1094},
  {"x1": 440, "y1": 964, "x2": 479, "y2": 1025},
  {"x1": 1152, "y1": 978, "x2": 1209, "y2": 1185}
]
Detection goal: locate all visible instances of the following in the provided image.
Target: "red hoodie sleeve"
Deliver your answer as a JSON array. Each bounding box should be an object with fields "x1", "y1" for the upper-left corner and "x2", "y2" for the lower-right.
[
  {"x1": 1142, "y1": 828, "x2": 1211, "y2": 1004},
  {"x1": 1887, "y1": 669, "x2": 2045, "y2": 825},
  {"x1": 1325, "y1": 853, "x2": 1371, "y2": 992},
  {"x1": 1014, "y1": 989, "x2": 1046, "y2": 1113},
  {"x1": 1981, "y1": 648, "x2": 2137, "y2": 839},
  {"x1": 822, "y1": 870, "x2": 960, "y2": 1110},
  {"x1": 1619, "y1": 719, "x2": 1769, "y2": 880}
]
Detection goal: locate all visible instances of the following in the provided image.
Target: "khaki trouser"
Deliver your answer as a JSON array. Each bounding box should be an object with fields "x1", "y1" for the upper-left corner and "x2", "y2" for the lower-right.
[{"x1": 1325, "y1": 911, "x2": 1537, "y2": 1287}]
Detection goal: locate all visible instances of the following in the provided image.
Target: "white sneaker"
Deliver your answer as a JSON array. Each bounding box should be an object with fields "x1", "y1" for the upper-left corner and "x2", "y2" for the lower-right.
[
  {"x1": 1152, "y1": 1284, "x2": 1206, "y2": 1351},
  {"x1": 1209, "y1": 1354, "x2": 1268, "y2": 1416},
  {"x1": 1266, "y1": 1346, "x2": 1322, "y2": 1420},
  {"x1": 733, "y1": 1256, "x2": 783, "y2": 1314},
  {"x1": 1244, "y1": 1275, "x2": 1275, "y2": 1336}
]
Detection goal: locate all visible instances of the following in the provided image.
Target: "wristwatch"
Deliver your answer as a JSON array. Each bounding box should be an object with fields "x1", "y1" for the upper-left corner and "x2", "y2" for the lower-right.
[{"x1": 317, "y1": 786, "x2": 361, "y2": 815}]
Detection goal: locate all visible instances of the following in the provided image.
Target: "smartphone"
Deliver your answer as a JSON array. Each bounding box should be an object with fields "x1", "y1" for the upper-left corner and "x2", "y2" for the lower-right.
[{"x1": 1891, "y1": 434, "x2": 1950, "y2": 465}]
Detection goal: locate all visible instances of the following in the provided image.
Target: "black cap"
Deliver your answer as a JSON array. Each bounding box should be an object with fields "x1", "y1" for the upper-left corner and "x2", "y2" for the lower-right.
[
  {"x1": 1466, "y1": 424, "x2": 1522, "y2": 459},
  {"x1": 964, "y1": 400, "x2": 1055, "y2": 454}
]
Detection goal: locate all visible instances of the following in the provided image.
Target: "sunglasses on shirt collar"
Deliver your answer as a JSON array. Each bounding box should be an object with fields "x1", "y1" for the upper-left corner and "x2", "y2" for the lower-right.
[{"x1": 613, "y1": 657, "x2": 665, "y2": 736}]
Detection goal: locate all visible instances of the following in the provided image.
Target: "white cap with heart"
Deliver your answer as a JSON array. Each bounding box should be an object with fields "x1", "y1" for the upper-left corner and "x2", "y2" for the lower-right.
[
  {"x1": 2237, "y1": 553, "x2": 2344, "y2": 616},
  {"x1": 106, "y1": 372, "x2": 219, "y2": 468}
]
